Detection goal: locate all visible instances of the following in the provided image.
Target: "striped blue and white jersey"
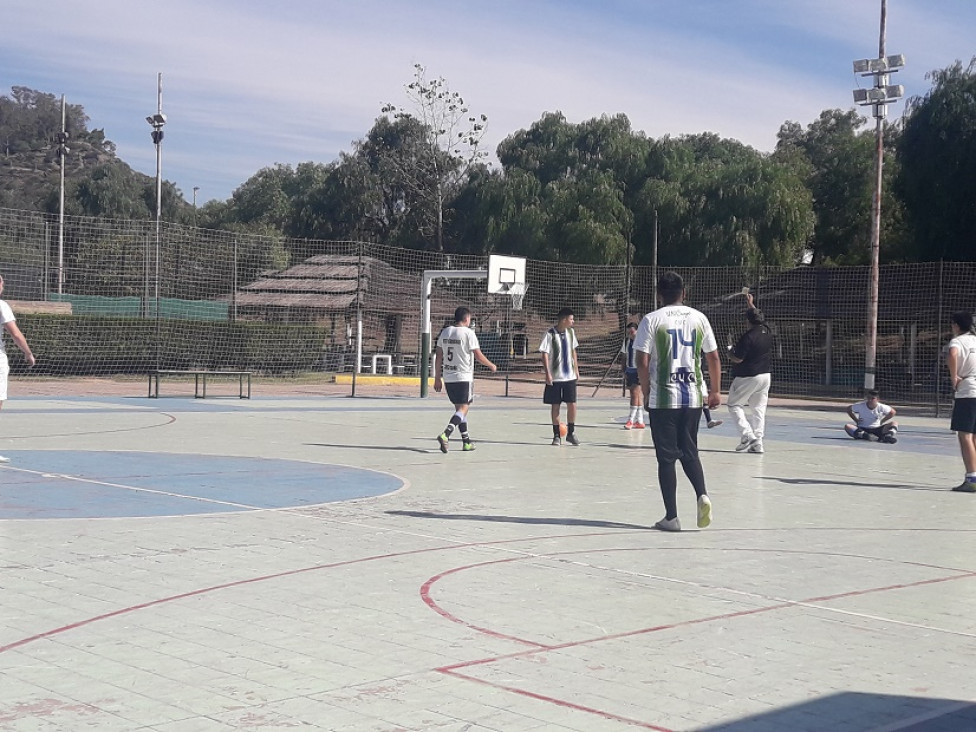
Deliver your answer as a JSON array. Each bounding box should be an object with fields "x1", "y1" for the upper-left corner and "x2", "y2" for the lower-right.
[
  {"x1": 620, "y1": 336, "x2": 637, "y2": 371},
  {"x1": 538, "y1": 327, "x2": 578, "y2": 382},
  {"x1": 634, "y1": 305, "x2": 717, "y2": 409}
]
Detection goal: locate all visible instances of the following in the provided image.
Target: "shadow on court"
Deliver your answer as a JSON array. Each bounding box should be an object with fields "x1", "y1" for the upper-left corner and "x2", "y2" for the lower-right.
[
  {"x1": 763, "y1": 476, "x2": 945, "y2": 491},
  {"x1": 386, "y1": 509, "x2": 653, "y2": 531}
]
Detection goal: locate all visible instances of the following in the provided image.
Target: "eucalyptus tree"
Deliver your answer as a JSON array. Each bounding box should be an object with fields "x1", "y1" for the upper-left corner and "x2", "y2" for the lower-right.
[{"x1": 897, "y1": 58, "x2": 976, "y2": 261}]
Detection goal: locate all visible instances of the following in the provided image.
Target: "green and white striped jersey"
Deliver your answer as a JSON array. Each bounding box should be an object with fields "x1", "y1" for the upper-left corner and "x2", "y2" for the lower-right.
[{"x1": 634, "y1": 305, "x2": 717, "y2": 409}]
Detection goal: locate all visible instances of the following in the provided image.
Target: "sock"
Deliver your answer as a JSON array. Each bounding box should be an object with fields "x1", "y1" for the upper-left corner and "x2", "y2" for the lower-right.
[
  {"x1": 567, "y1": 423, "x2": 575, "y2": 435},
  {"x1": 460, "y1": 422, "x2": 470, "y2": 442},
  {"x1": 967, "y1": 473, "x2": 976, "y2": 482},
  {"x1": 552, "y1": 423, "x2": 561, "y2": 437},
  {"x1": 630, "y1": 406, "x2": 640, "y2": 421},
  {"x1": 444, "y1": 414, "x2": 462, "y2": 437}
]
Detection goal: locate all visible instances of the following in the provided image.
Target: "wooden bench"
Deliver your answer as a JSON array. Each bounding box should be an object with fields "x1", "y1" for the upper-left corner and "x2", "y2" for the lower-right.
[{"x1": 148, "y1": 370, "x2": 252, "y2": 399}]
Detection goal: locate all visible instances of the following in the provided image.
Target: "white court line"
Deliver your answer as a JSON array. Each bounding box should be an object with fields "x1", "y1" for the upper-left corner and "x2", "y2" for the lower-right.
[{"x1": 0, "y1": 464, "x2": 261, "y2": 510}]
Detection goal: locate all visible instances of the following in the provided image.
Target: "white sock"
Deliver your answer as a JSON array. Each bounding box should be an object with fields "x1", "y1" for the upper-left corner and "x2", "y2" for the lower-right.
[
  {"x1": 967, "y1": 473, "x2": 976, "y2": 481},
  {"x1": 630, "y1": 406, "x2": 639, "y2": 421}
]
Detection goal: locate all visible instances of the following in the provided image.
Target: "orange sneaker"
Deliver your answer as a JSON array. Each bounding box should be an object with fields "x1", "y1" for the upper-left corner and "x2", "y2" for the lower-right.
[
  {"x1": 624, "y1": 420, "x2": 634, "y2": 430},
  {"x1": 634, "y1": 421, "x2": 645, "y2": 429}
]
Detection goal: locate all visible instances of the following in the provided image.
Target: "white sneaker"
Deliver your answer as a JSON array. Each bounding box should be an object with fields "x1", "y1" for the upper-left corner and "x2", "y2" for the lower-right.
[
  {"x1": 0, "y1": 455, "x2": 9, "y2": 463},
  {"x1": 654, "y1": 516, "x2": 681, "y2": 532},
  {"x1": 697, "y1": 495, "x2": 712, "y2": 528},
  {"x1": 748, "y1": 441, "x2": 764, "y2": 454},
  {"x1": 735, "y1": 436, "x2": 757, "y2": 452}
]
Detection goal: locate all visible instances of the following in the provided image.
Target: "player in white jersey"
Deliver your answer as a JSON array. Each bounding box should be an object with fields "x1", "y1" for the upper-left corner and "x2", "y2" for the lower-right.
[
  {"x1": 433, "y1": 307, "x2": 496, "y2": 453},
  {"x1": 844, "y1": 390, "x2": 898, "y2": 443},
  {"x1": 635, "y1": 272, "x2": 721, "y2": 531},
  {"x1": 947, "y1": 310, "x2": 976, "y2": 492},
  {"x1": 0, "y1": 274, "x2": 37, "y2": 464}
]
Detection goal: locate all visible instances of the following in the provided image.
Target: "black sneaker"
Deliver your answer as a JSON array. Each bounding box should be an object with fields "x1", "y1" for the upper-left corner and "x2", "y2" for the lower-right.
[
  {"x1": 566, "y1": 432, "x2": 580, "y2": 446},
  {"x1": 882, "y1": 434, "x2": 898, "y2": 444},
  {"x1": 436, "y1": 434, "x2": 449, "y2": 453}
]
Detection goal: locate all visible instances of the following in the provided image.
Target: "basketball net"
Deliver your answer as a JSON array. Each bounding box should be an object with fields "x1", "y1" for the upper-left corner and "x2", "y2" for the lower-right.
[{"x1": 509, "y1": 282, "x2": 526, "y2": 311}]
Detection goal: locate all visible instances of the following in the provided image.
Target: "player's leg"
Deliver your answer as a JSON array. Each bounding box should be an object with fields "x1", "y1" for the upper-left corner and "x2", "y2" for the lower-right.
[
  {"x1": 455, "y1": 397, "x2": 475, "y2": 451},
  {"x1": 437, "y1": 383, "x2": 466, "y2": 452},
  {"x1": 550, "y1": 399, "x2": 562, "y2": 445},
  {"x1": 0, "y1": 356, "x2": 8, "y2": 463},
  {"x1": 728, "y1": 377, "x2": 758, "y2": 450},
  {"x1": 649, "y1": 409, "x2": 681, "y2": 529},
  {"x1": 844, "y1": 423, "x2": 865, "y2": 439},
  {"x1": 951, "y1": 398, "x2": 976, "y2": 490},
  {"x1": 565, "y1": 382, "x2": 580, "y2": 444}
]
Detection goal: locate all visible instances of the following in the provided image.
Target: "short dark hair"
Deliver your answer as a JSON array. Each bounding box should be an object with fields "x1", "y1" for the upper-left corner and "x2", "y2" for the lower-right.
[
  {"x1": 657, "y1": 272, "x2": 684, "y2": 304},
  {"x1": 951, "y1": 310, "x2": 974, "y2": 333},
  {"x1": 866, "y1": 389, "x2": 879, "y2": 397},
  {"x1": 746, "y1": 307, "x2": 765, "y2": 325},
  {"x1": 454, "y1": 306, "x2": 471, "y2": 323},
  {"x1": 556, "y1": 307, "x2": 574, "y2": 320},
  {"x1": 626, "y1": 322, "x2": 638, "y2": 330}
]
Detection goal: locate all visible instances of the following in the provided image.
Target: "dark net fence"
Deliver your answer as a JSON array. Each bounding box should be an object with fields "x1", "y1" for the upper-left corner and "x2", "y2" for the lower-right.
[{"x1": 0, "y1": 207, "x2": 970, "y2": 410}]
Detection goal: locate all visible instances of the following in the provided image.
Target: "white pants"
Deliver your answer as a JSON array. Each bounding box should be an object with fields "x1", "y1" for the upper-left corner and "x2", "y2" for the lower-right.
[
  {"x1": 0, "y1": 353, "x2": 8, "y2": 402},
  {"x1": 727, "y1": 373, "x2": 771, "y2": 441}
]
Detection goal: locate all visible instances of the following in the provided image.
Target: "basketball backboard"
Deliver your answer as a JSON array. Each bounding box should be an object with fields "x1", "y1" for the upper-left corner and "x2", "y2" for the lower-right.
[{"x1": 487, "y1": 254, "x2": 526, "y2": 294}]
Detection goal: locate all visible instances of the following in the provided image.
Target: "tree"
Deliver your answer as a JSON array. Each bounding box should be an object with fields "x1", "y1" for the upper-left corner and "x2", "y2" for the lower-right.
[
  {"x1": 897, "y1": 58, "x2": 976, "y2": 261},
  {"x1": 379, "y1": 64, "x2": 489, "y2": 250}
]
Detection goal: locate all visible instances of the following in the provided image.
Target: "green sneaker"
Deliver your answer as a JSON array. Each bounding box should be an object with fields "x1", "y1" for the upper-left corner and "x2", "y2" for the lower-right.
[
  {"x1": 462, "y1": 441, "x2": 476, "y2": 452},
  {"x1": 436, "y1": 434, "x2": 449, "y2": 453},
  {"x1": 951, "y1": 481, "x2": 976, "y2": 493}
]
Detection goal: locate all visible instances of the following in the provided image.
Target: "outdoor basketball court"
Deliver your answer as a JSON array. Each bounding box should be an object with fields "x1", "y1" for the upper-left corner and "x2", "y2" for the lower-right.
[{"x1": 1, "y1": 392, "x2": 974, "y2": 731}]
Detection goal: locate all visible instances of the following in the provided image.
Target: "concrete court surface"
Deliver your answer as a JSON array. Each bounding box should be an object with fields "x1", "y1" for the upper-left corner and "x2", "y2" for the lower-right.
[{"x1": 0, "y1": 393, "x2": 974, "y2": 731}]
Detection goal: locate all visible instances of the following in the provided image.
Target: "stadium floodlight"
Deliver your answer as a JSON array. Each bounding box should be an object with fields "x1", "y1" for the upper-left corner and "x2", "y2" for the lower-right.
[
  {"x1": 853, "y1": 54, "x2": 905, "y2": 75},
  {"x1": 853, "y1": 85, "x2": 903, "y2": 105}
]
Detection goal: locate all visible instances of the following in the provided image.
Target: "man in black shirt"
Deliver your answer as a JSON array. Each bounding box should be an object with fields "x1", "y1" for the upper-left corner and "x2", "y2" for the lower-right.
[{"x1": 727, "y1": 294, "x2": 773, "y2": 454}]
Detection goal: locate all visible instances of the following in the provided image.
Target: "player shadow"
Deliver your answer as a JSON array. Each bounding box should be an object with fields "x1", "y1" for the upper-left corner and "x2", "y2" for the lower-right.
[
  {"x1": 307, "y1": 442, "x2": 433, "y2": 454},
  {"x1": 386, "y1": 509, "x2": 653, "y2": 530},
  {"x1": 762, "y1": 476, "x2": 943, "y2": 491}
]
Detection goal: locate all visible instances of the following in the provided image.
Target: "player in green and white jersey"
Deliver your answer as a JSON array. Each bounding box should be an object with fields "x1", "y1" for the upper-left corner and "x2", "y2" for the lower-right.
[{"x1": 635, "y1": 272, "x2": 722, "y2": 532}]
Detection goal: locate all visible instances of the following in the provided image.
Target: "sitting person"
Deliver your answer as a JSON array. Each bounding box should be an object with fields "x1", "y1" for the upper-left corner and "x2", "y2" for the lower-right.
[{"x1": 844, "y1": 389, "x2": 898, "y2": 444}]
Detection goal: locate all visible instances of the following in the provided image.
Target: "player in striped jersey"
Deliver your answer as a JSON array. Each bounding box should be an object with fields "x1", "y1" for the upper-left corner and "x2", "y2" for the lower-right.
[
  {"x1": 620, "y1": 322, "x2": 646, "y2": 429},
  {"x1": 540, "y1": 308, "x2": 580, "y2": 445},
  {"x1": 635, "y1": 272, "x2": 721, "y2": 531}
]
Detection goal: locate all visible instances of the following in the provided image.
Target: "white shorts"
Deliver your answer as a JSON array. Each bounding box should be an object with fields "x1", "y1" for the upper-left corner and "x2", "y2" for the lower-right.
[{"x1": 0, "y1": 353, "x2": 8, "y2": 402}]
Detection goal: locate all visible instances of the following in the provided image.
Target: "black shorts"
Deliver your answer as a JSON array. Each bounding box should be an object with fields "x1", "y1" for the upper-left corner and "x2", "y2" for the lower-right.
[
  {"x1": 445, "y1": 381, "x2": 474, "y2": 406},
  {"x1": 950, "y1": 397, "x2": 976, "y2": 433},
  {"x1": 648, "y1": 407, "x2": 702, "y2": 464},
  {"x1": 624, "y1": 370, "x2": 639, "y2": 388},
  {"x1": 543, "y1": 380, "x2": 578, "y2": 404}
]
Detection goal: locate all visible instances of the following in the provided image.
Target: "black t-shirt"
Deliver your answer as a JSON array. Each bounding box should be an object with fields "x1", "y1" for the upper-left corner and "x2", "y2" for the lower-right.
[{"x1": 731, "y1": 324, "x2": 773, "y2": 377}]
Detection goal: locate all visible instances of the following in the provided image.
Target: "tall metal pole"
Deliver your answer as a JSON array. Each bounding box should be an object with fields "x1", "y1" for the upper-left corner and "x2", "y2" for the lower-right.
[
  {"x1": 864, "y1": 0, "x2": 887, "y2": 391},
  {"x1": 651, "y1": 209, "x2": 659, "y2": 307},
  {"x1": 57, "y1": 95, "x2": 66, "y2": 295},
  {"x1": 154, "y1": 72, "x2": 163, "y2": 312}
]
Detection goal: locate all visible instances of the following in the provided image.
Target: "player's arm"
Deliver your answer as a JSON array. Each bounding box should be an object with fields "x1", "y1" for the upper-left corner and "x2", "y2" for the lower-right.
[
  {"x1": 473, "y1": 348, "x2": 496, "y2": 372},
  {"x1": 433, "y1": 346, "x2": 444, "y2": 392},
  {"x1": 704, "y1": 349, "x2": 722, "y2": 409},
  {"x1": 881, "y1": 405, "x2": 897, "y2": 423},
  {"x1": 948, "y1": 345, "x2": 961, "y2": 390},
  {"x1": 3, "y1": 321, "x2": 35, "y2": 367},
  {"x1": 541, "y1": 352, "x2": 552, "y2": 384},
  {"x1": 637, "y1": 351, "x2": 651, "y2": 410},
  {"x1": 847, "y1": 406, "x2": 859, "y2": 422},
  {"x1": 572, "y1": 348, "x2": 580, "y2": 380}
]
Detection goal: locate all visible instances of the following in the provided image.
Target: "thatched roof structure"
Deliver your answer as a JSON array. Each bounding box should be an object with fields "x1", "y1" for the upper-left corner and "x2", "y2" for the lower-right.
[{"x1": 232, "y1": 254, "x2": 426, "y2": 314}]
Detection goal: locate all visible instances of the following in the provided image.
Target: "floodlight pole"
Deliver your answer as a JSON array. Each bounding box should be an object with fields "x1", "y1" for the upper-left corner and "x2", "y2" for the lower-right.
[
  {"x1": 853, "y1": 0, "x2": 903, "y2": 391},
  {"x1": 419, "y1": 268, "x2": 486, "y2": 398},
  {"x1": 56, "y1": 94, "x2": 68, "y2": 296}
]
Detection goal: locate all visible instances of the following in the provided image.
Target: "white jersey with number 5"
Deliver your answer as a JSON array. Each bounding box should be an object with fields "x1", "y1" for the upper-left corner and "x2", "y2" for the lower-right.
[
  {"x1": 634, "y1": 304, "x2": 717, "y2": 409},
  {"x1": 437, "y1": 325, "x2": 480, "y2": 383}
]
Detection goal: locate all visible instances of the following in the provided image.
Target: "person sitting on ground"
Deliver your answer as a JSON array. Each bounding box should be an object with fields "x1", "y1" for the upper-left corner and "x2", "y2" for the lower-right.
[{"x1": 844, "y1": 389, "x2": 898, "y2": 444}]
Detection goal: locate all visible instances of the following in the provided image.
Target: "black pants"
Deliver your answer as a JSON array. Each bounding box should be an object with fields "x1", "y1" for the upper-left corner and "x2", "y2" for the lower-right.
[{"x1": 649, "y1": 408, "x2": 707, "y2": 519}]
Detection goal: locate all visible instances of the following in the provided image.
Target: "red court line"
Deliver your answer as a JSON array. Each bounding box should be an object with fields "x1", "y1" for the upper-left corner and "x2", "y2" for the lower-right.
[
  {"x1": 439, "y1": 667, "x2": 673, "y2": 731},
  {"x1": 0, "y1": 530, "x2": 622, "y2": 655}
]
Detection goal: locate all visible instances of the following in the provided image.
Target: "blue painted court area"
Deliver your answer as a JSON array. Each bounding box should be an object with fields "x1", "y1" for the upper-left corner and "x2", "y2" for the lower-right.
[{"x1": 0, "y1": 451, "x2": 403, "y2": 519}]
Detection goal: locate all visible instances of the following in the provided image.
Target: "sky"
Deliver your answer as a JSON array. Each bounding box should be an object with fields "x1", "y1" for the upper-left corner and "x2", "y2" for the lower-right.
[{"x1": 3, "y1": 0, "x2": 974, "y2": 205}]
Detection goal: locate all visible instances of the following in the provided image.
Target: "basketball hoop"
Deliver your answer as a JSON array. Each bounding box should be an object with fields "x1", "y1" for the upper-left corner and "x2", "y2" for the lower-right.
[{"x1": 509, "y1": 282, "x2": 526, "y2": 311}]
